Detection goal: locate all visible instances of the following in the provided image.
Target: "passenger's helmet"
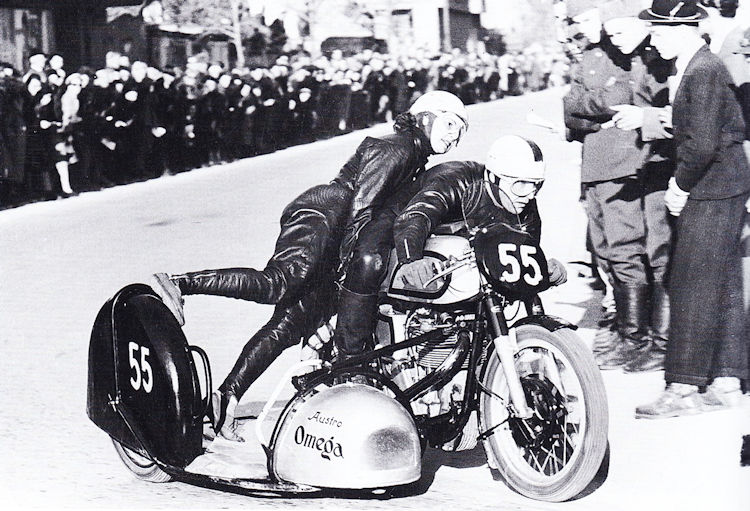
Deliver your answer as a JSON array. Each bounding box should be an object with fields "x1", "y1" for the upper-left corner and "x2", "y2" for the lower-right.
[{"x1": 409, "y1": 90, "x2": 469, "y2": 129}]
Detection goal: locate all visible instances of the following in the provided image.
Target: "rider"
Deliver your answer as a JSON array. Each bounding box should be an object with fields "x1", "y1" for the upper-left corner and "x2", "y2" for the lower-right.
[
  {"x1": 393, "y1": 135, "x2": 567, "y2": 289},
  {"x1": 152, "y1": 91, "x2": 468, "y2": 439}
]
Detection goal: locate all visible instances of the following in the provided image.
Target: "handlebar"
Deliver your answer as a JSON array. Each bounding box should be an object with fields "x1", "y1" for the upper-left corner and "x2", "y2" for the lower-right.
[{"x1": 423, "y1": 249, "x2": 476, "y2": 287}]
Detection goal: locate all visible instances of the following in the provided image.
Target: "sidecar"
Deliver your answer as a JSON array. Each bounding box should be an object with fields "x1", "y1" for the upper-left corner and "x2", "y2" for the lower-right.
[{"x1": 86, "y1": 284, "x2": 422, "y2": 495}]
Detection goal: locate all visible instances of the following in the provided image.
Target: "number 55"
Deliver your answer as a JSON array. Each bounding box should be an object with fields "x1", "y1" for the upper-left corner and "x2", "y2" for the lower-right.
[{"x1": 128, "y1": 342, "x2": 153, "y2": 393}]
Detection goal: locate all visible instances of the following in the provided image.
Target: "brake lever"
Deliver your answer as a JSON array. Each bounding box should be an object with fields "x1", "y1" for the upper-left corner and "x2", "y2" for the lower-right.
[{"x1": 423, "y1": 253, "x2": 476, "y2": 288}]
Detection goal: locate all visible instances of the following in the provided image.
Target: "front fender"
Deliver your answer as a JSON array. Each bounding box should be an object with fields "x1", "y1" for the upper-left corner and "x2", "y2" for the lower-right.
[{"x1": 510, "y1": 314, "x2": 577, "y2": 332}]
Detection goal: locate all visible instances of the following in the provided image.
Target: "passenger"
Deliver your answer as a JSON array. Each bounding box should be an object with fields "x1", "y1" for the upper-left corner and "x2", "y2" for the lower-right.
[{"x1": 151, "y1": 91, "x2": 468, "y2": 439}]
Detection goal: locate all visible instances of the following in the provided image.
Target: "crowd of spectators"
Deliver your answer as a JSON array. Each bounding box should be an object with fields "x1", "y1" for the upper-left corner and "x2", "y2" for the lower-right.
[{"x1": 0, "y1": 44, "x2": 569, "y2": 209}]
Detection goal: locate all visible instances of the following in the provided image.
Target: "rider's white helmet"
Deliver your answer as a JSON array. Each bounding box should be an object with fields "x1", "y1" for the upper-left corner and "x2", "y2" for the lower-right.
[
  {"x1": 409, "y1": 90, "x2": 469, "y2": 128},
  {"x1": 485, "y1": 135, "x2": 545, "y2": 181}
]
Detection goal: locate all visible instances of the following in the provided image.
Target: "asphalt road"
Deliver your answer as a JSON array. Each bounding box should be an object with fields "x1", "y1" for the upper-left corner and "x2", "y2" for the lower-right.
[{"x1": 1, "y1": 89, "x2": 748, "y2": 510}]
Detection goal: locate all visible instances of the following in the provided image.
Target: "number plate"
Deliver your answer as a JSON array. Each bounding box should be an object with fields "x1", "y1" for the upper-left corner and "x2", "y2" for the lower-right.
[{"x1": 474, "y1": 223, "x2": 551, "y2": 299}]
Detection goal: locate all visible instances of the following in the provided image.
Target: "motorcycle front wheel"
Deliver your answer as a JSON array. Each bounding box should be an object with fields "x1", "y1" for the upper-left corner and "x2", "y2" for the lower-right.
[{"x1": 479, "y1": 325, "x2": 608, "y2": 502}]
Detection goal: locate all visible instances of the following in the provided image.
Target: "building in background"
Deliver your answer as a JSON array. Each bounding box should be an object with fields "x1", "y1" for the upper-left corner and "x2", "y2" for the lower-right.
[
  {"x1": 0, "y1": 0, "x2": 141, "y2": 71},
  {"x1": 481, "y1": 0, "x2": 559, "y2": 52},
  {"x1": 266, "y1": 0, "x2": 486, "y2": 55}
]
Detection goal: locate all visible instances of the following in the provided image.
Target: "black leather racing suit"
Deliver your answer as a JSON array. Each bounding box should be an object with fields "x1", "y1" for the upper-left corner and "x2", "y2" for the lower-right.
[
  {"x1": 333, "y1": 161, "x2": 544, "y2": 357},
  {"x1": 175, "y1": 123, "x2": 432, "y2": 400},
  {"x1": 393, "y1": 161, "x2": 542, "y2": 264}
]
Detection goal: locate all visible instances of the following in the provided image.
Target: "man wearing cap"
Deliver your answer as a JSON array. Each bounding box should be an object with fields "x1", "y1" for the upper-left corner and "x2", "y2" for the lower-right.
[
  {"x1": 563, "y1": 0, "x2": 671, "y2": 372},
  {"x1": 585, "y1": 0, "x2": 675, "y2": 373},
  {"x1": 635, "y1": 0, "x2": 750, "y2": 418}
]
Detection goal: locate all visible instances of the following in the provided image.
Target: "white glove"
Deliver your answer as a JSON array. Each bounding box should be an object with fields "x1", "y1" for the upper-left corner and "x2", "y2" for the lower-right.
[
  {"x1": 609, "y1": 104, "x2": 644, "y2": 131},
  {"x1": 665, "y1": 177, "x2": 690, "y2": 217},
  {"x1": 547, "y1": 258, "x2": 567, "y2": 286}
]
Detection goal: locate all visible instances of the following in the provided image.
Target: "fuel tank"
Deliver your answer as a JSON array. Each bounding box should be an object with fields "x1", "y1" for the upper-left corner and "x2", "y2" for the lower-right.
[
  {"x1": 384, "y1": 235, "x2": 481, "y2": 304},
  {"x1": 270, "y1": 384, "x2": 421, "y2": 489}
]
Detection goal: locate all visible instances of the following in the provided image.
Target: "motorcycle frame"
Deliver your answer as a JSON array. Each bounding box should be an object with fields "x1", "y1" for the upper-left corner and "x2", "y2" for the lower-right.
[{"x1": 303, "y1": 292, "x2": 575, "y2": 449}]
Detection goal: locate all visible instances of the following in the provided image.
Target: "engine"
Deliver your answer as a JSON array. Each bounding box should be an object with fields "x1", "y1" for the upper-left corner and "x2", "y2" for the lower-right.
[{"x1": 376, "y1": 304, "x2": 476, "y2": 417}]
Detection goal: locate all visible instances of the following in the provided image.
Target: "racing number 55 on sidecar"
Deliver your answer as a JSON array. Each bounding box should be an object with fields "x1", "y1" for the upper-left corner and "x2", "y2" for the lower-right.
[{"x1": 87, "y1": 220, "x2": 608, "y2": 502}]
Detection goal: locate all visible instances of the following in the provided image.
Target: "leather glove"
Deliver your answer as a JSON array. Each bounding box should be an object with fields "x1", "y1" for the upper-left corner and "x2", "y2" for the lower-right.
[
  {"x1": 547, "y1": 258, "x2": 567, "y2": 286},
  {"x1": 665, "y1": 177, "x2": 690, "y2": 217},
  {"x1": 400, "y1": 258, "x2": 438, "y2": 289}
]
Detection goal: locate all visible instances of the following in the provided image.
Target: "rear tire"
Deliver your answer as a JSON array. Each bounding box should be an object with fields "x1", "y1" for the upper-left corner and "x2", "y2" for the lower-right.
[
  {"x1": 112, "y1": 438, "x2": 173, "y2": 483},
  {"x1": 479, "y1": 325, "x2": 608, "y2": 502}
]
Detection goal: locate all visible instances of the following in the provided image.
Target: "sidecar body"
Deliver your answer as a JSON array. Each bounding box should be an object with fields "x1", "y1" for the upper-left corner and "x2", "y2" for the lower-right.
[{"x1": 86, "y1": 284, "x2": 421, "y2": 495}]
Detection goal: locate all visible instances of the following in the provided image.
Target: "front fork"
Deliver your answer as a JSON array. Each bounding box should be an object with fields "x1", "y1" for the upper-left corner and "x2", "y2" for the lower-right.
[{"x1": 485, "y1": 295, "x2": 533, "y2": 419}]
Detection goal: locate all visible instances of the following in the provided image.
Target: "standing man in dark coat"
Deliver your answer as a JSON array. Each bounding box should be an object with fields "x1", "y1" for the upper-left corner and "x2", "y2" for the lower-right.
[{"x1": 635, "y1": 0, "x2": 750, "y2": 418}]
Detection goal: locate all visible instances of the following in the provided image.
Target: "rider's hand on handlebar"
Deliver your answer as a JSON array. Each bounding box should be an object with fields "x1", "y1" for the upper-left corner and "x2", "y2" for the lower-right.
[
  {"x1": 547, "y1": 258, "x2": 567, "y2": 286},
  {"x1": 400, "y1": 258, "x2": 438, "y2": 289}
]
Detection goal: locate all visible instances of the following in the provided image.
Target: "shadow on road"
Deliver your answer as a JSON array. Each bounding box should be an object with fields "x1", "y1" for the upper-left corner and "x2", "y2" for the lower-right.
[{"x1": 570, "y1": 441, "x2": 611, "y2": 500}]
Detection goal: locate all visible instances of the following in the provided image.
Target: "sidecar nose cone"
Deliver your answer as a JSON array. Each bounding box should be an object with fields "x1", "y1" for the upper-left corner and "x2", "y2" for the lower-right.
[{"x1": 271, "y1": 384, "x2": 421, "y2": 489}]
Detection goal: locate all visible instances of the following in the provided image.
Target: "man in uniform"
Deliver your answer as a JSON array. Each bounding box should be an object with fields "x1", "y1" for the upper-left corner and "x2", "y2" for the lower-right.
[{"x1": 563, "y1": 0, "x2": 669, "y2": 371}]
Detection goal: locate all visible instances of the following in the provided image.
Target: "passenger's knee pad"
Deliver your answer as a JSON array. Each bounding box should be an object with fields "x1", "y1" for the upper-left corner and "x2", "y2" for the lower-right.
[{"x1": 347, "y1": 251, "x2": 388, "y2": 293}]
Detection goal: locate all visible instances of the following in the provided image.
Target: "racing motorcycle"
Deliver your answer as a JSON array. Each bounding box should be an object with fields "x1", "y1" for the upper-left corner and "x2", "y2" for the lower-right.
[{"x1": 87, "y1": 217, "x2": 608, "y2": 503}]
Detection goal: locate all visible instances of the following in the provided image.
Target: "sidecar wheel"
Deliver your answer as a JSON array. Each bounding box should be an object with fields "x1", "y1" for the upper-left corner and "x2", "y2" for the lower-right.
[
  {"x1": 112, "y1": 439, "x2": 173, "y2": 483},
  {"x1": 480, "y1": 325, "x2": 608, "y2": 502}
]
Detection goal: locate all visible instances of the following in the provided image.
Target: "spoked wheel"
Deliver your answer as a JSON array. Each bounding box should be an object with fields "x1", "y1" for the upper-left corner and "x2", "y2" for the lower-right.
[
  {"x1": 112, "y1": 438, "x2": 172, "y2": 483},
  {"x1": 479, "y1": 325, "x2": 608, "y2": 502}
]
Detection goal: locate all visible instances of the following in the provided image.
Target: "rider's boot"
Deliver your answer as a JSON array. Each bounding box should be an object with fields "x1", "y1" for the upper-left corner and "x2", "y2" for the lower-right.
[
  {"x1": 333, "y1": 287, "x2": 378, "y2": 361},
  {"x1": 624, "y1": 280, "x2": 669, "y2": 373},
  {"x1": 170, "y1": 266, "x2": 289, "y2": 305},
  {"x1": 595, "y1": 283, "x2": 650, "y2": 369},
  {"x1": 332, "y1": 287, "x2": 378, "y2": 386}
]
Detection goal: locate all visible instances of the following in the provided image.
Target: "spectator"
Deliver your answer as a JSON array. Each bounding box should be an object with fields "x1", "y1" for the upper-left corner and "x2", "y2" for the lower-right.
[{"x1": 635, "y1": 0, "x2": 750, "y2": 419}]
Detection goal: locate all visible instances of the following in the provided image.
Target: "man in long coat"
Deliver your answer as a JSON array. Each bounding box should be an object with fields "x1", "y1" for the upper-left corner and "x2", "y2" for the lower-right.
[{"x1": 636, "y1": 0, "x2": 750, "y2": 418}]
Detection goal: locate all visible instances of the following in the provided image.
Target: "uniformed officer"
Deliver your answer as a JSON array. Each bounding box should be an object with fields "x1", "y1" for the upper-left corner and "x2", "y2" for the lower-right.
[{"x1": 563, "y1": 0, "x2": 657, "y2": 370}]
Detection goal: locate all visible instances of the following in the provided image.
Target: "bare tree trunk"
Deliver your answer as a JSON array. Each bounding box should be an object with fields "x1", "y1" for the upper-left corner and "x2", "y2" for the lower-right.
[{"x1": 230, "y1": 0, "x2": 245, "y2": 68}]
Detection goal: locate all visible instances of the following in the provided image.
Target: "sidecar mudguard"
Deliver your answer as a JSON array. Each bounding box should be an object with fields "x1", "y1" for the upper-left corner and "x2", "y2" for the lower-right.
[{"x1": 86, "y1": 284, "x2": 204, "y2": 468}]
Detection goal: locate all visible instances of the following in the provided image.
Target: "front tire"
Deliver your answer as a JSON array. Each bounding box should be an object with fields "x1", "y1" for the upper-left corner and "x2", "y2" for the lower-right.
[
  {"x1": 112, "y1": 438, "x2": 173, "y2": 483},
  {"x1": 479, "y1": 325, "x2": 608, "y2": 502}
]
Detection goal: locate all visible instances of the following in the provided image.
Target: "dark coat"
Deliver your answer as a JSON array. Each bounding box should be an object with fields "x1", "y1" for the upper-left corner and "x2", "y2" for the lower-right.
[
  {"x1": 670, "y1": 46, "x2": 750, "y2": 199},
  {"x1": 333, "y1": 126, "x2": 432, "y2": 262},
  {"x1": 393, "y1": 161, "x2": 541, "y2": 263}
]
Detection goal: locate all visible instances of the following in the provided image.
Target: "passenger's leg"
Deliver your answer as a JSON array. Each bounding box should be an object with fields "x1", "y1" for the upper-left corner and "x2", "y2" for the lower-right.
[
  {"x1": 164, "y1": 185, "x2": 351, "y2": 307},
  {"x1": 213, "y1": 282, "x2": 338, "y2": 439}
]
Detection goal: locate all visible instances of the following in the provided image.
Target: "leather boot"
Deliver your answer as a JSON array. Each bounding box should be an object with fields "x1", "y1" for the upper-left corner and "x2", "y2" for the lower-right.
[
  {"x1": 593, "y1": 280, "x2": 621, "y2": 354},
  {"x1": 596, "y1": 283, "x2": 650, "y2": 369},
  {"x1": 624, "y1": 281, "x2": 668, "y2": 372},
  {"x1": 333, "y1": 287, "x2": 379, "y2": 360},
  {"x1": 172, "y1": 267, "x2": 287, "y2": 304}
]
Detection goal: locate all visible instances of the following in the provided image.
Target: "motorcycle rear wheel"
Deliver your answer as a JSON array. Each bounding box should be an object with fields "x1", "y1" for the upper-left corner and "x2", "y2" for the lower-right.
[
  {"x1": 479, "y1": 325, "x2": 608, "y2": 502},
  {"x1": 112, "y1": 438, "x2": 173, "y2": 483}
]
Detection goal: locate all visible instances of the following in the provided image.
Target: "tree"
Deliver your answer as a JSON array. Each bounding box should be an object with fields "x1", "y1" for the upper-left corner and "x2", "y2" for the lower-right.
[{"x1": 161, "y1": 0, "x2": 268, "y2": 67}]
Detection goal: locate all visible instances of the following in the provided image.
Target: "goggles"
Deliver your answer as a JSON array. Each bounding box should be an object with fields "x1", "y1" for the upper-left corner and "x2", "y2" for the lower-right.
[{"x1": 486, "y1": 172, "x2": 544, "y2": 197}]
